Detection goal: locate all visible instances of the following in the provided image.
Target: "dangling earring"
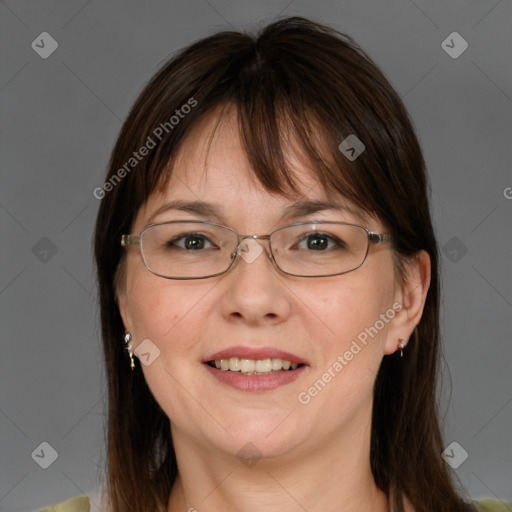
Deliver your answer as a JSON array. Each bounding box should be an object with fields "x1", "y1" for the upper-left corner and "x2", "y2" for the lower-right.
[
  {"x1": 124, "y1": 333, "x2": 135, "y2": 370},
  {"x1": 397, "y1": 338, "x2": 407, "y2": 357}
]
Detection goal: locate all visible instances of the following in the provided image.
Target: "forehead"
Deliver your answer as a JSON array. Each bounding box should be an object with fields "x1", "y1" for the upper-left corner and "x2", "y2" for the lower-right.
[
  {"x1": 169, "y1": 105, "x2": 320, "y2": 192},
  {"x1": 135, "y1": 105, "x2": 371, "y2": 228}
]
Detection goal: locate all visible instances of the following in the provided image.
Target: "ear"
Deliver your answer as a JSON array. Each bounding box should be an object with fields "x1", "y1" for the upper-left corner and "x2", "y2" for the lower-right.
[
  {"x1": 384, "y1": 250, "x2": 431, "y2": 355},
  {"x1": 115, "y1": 261, "x2": 134, "y2": 335},
  {"x1": 117, "y1": 289, "x2": 132, "y2": 334}
]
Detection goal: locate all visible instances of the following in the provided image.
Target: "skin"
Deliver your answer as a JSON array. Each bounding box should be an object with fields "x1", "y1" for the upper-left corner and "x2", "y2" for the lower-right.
[{"x1": 117, "y1": 106, "x2": 430, "y2": 512}]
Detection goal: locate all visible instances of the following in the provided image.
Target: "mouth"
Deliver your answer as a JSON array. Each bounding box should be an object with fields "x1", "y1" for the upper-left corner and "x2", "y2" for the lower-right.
[
  {"x1": 202, "y1": 346, "x2": 308, "y2": 391},
  {"x1": 206, "y1": 357, "x2": 305, "y2": 375}
]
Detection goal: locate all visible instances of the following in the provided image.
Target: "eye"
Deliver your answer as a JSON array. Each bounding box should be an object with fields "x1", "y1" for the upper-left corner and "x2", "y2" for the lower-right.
[
  {"x1": 167, "y1": 233, "x2": 218, "y2": 250},
  {"x1": 295, "y1": 232, "x2": 346, "y2": 251}
]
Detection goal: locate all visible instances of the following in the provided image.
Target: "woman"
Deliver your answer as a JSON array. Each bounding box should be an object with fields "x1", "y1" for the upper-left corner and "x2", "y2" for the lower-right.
[{"x1": 40, "y1": 16, "x2": 506, "y2": 512}]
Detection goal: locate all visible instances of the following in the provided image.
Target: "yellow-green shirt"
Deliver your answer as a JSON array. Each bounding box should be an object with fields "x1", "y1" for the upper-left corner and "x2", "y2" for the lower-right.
[
  {"x1": 36, "y1": 495, "x2": 511, "y2": 511},
  {"x1": 36, "y1": 496, "x2": 90, "y2": 512},
  {"x1": 476, "y1": 500, "x2": 512, "y2": 512}
]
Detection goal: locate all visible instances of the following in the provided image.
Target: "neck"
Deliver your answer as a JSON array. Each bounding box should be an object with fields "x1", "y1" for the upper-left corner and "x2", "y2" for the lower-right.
[{"x1": 167, "y1": 407, "x2": 388, "y2": 512}]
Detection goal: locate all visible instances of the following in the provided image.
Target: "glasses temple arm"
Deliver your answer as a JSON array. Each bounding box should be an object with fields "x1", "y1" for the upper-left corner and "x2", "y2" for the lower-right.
[
  {"x1": 121, "y1": 234, "x2": 141, "y2": 247},
  {"x1": 368, "y1": 232, "x2": 393, "y2": 245}
]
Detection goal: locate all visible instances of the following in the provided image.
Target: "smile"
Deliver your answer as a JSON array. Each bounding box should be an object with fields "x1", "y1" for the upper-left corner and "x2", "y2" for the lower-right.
[
  {"x1": 207, "y1": 357, "x2": 302, "y2": 375},
  {"x1": 202, "y1": 346, "x2": 308, "y2": 391}
]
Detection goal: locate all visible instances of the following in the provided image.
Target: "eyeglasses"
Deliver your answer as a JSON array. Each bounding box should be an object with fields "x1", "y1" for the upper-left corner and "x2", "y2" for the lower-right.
[{"x1": 120, "y1": 220, "x2": 393, "y2": 279}]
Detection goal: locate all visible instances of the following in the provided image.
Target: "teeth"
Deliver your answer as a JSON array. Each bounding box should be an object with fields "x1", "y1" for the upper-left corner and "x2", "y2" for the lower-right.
[
  {"x1": 240, "y1": 359, "x2": 255, "y2": 373},
  {"x1": 229, "y1": 357, "x2": 240, "y2": 371},
  {"x1": 211, "y1": 357, "x2": 300, "y2": 374},
  {"x1": 271, "y1": 358, "x2": 282, "y2": 371},
  {"x1": 255, "y1": 359, "x2": 272, "y2": 372}
]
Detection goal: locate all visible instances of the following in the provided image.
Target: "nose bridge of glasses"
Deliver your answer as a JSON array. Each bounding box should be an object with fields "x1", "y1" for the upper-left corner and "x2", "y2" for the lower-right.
[
  {"x1": 239, "y1": 234, "x2": 271, "y2": 244},
  {"x1": 234, "y1": 234, "x2": 273, "y2": 264}
]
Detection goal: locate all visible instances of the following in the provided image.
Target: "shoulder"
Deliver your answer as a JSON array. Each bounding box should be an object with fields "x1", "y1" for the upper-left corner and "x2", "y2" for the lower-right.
[
  {"x1": 474, "y1": 500, "x2": 512, "y2": 512},
  {"x1": 36, "y1": 495, "x2": 90, "y2": 512},
  {"x1": 403, "y1": 498, "x2": 510, "y2": 512},
  {"x1": 36, "y1": 495, "x2": 509, "y2": 512}
]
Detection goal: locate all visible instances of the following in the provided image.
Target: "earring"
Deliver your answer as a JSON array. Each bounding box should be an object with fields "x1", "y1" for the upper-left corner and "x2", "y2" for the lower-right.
[
  {"x1": 124, "y1": 333, "x2": 135, "y2": 370},
  {"x1": 397, "y1": 338, "x2": 407, "y2": 357}
]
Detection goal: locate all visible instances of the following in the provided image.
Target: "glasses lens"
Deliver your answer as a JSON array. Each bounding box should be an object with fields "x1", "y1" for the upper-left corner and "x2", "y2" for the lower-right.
[
  {"x1": 140, "y1": 222, "x2": 237, "y2": 278},
  {"x1": 271, "y1": 223, "x2": 368, "y2": 276}
]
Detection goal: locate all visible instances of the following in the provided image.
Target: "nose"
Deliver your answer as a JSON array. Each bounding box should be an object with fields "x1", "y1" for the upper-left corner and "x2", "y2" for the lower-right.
[{"x1": 219, "y1": 238, "x2": 292, "y2": 326}]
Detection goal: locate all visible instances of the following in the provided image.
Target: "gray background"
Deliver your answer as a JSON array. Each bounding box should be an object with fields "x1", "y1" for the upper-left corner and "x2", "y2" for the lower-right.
[{"x1": 1, "y1": 1, "x2": 511, "y2": 511}]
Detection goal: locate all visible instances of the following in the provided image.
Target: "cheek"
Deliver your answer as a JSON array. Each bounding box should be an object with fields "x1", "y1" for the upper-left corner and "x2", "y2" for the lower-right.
[
  {"x1": 295, "y1": 269, "x2": 396, "y2": 396},
  {"x1": 300, "y1": 276, "x2": 395, "y2": 347},
  {"x1": 125, "y1": 269, "x2": 203, "y2": 355},
  {"x1": 294, "y1": 282, "x2": 394, "y2": 424},
  {"x1": 123, "y1": 271, "x2": 225, "y2": 437}
]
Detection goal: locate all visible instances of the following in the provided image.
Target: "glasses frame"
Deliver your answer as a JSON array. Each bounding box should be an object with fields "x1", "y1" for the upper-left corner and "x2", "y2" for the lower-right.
[{"x1": 120, "y1": 220, "x2": 393, "y2": 280}]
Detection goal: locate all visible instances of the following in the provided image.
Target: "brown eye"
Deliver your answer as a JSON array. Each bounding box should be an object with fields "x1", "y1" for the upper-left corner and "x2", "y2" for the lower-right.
[
  {"x1": 306, "y1": 235, "x2": 328, "y2": 250},
  {"x1": 167, "y1": 233, "x2": 216, "y2": 250},
  {"x1": 296, "y1": 233, "x2": 345, "y2": 251}
]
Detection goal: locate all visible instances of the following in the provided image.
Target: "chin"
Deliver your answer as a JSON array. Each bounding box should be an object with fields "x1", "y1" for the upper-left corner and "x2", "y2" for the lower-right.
[{"x1": 201, "y1": 411, "x2": 309, "y2": 461}]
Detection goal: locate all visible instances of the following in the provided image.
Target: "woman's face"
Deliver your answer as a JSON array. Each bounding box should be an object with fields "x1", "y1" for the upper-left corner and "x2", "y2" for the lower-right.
[{"x1": 117, "y1": 107, "x2": 419, "y2": 462}]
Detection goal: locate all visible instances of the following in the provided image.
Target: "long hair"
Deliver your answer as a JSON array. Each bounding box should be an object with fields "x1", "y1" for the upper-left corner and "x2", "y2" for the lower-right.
[{"x1": 94, "y1": 17, "x2": 473, "y2": 512}]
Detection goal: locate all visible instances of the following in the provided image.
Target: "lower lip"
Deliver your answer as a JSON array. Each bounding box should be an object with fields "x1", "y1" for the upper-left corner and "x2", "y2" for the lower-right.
[{"x1": 203, "y1": 363, "x2": 307, "y2": 391}]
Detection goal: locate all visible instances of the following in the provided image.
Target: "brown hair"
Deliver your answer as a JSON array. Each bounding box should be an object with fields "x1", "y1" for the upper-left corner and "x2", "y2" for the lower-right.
[{"x1": 94, "y1": 17, "x2": 474, "y2": 512}]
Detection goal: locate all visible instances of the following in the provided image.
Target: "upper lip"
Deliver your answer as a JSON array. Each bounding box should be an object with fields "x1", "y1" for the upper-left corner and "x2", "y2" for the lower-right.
[{"x1": 203, "y1": 345, "x2": 307, "y2": 365}]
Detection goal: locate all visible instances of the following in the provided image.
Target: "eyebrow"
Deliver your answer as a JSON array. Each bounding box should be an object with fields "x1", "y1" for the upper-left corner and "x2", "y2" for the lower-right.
[
  {"x1": 281, "y1": 199, "x2": 368, "y2": 223},
  {"x1": 147, "y1": 198, "x2": 368, "y2": 225},
  {"x1": 148, "y1": 199, "x2": 222, "y2": 224}
]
